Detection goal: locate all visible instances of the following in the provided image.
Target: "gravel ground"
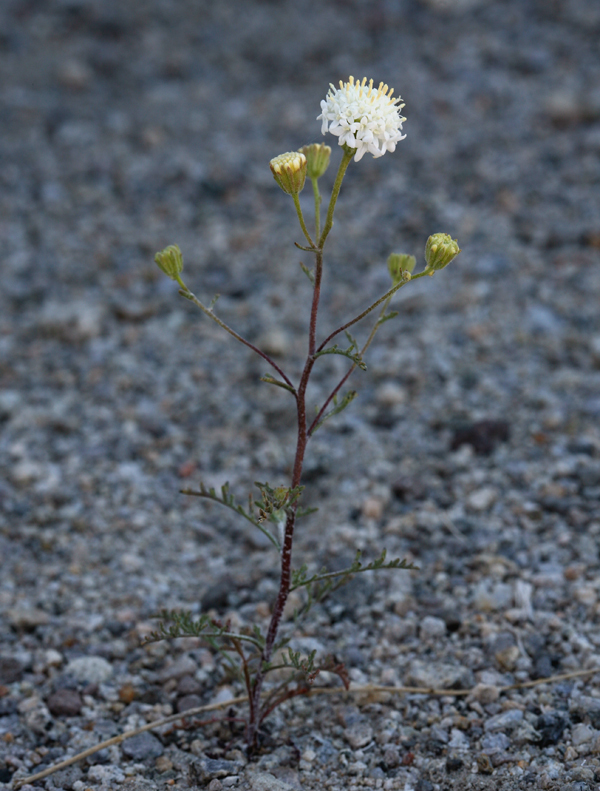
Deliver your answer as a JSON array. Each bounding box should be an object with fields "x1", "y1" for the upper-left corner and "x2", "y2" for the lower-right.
[{"x1": 2, "y1": 0, "x2": 600, "y2": 789}]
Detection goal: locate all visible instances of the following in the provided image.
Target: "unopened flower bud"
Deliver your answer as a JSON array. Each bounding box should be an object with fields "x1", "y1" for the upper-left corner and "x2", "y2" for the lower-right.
[
  {"x1": 387, "y1": 253, "x2": 416, "y2": 285},
  {"x1": 155, "y1": 244, "x2": 184, "y2": 281},
  {"x1": 424, "y1": 233, "x2": 460, "y2": 271},
  {"x1": 269, "y1": 152, "x2": 307, "y2": 195},
  {"x1": 299, "y1": 143, "x2": 331, "y2": 180}
]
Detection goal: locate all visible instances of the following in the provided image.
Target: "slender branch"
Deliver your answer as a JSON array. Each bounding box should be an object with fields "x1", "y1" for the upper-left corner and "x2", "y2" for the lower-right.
[
  {"x1": 311, "y1": 177, "x2": 321, "y2": 241},
  {"x1": 316, "y1": 270, "x2": 429, "y2": 355},
  {"x1": 308, "y1": 296, "x2": 391, "y2": 436},
  {"x1": 319, "y1": 148, "x2": 353, "y2": 248},
  {"x1": 233, "y1": 640, "x2": 257, "y2": 731},
  {"x1": 180, "y1": 287, "x2": 296, "y2": 390},
  {"x1": 292, "y1": 193, "x2": 316, "y2": 249},
  {"x1": 259, "y1": 684, "x2": 310, "y2": 726}
]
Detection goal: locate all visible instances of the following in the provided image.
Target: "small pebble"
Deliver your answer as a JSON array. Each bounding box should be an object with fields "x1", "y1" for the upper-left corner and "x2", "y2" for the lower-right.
[
  {"x1": 344, "y1": 722, "x2": 374, "y2": 750},
  {"x1": 419, "y1": 615, "x2": 446, "y2": 639},
  {"x1": 484, "y1": 709, "x2": 524, "y2": 732},
  {"x1": 121, "y1": 732, "x2": 164, "y2": 761},
  {"x1": 155, "y1": 755, "x2": 174, "y2": 773},
  {"x1": 46, "y1": 688, "x2": 82, "y2": 717},
  {"x1": 65, "y1": 656, "x2": 113, "y2": 685}
]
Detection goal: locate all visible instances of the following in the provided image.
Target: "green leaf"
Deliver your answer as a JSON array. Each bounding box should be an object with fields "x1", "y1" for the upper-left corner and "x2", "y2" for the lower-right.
[
  {"x1": 312, "y1": 390, "x2": 357, "y2": 433},
  {"x1": 143, "y1": 609, "x2": 265, "y2": 651},
  {"x1": 260, "y1": 373, "x2": 296, "y2": 394},
  {"x1": 290, "y1": 549, "x2": 417, "y2": 594},
  {"x1": 180, "y1": 480, "x2": 281, "y2": 550},
  {"x1": 299, "y1": 261, "x2": 315, "y2": 284},
  {"x1": 377, "y1": 310, "x2": 399, "y2": 325},
  {"x1": 314, "y1": 345, "x2": 366, "y2": 370}
]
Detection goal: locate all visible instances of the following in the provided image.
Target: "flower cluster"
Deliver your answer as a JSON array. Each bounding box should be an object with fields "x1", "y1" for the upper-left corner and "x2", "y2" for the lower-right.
[{"x1": 318, "y1": 76, "x2": 406, "y2": 162}]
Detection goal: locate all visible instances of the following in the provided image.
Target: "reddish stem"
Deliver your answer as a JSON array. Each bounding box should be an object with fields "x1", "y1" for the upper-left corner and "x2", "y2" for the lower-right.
[
  {"x1": 246, "y1": 253, "x2": 325, "y2": 747},
  {"x1": 308, "y1": 362, "x2": 354, "y2": 437}
]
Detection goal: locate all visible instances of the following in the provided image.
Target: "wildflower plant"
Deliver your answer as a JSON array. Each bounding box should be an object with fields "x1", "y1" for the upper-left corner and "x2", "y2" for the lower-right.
[{"x1": 149, "y1": 77, "x2": 460, "y2": 749}]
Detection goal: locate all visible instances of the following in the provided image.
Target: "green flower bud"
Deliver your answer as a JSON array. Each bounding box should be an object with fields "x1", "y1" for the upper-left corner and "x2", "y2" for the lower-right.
[
  {"x1": 155, "y1": 244, "x2": 184, "y2": 281},
  {"x1": 387, "y1": 253, "x2": 416, "y2": 285},
  {"x1": 269, "y1": 151, "x2": 307, "y2": 195},
  {"x1": 424, "y1": 233, "x2": 461, "y2": 272},
  {"x1": 299, "y1": 143, "x2": 331, "y2": 180}
]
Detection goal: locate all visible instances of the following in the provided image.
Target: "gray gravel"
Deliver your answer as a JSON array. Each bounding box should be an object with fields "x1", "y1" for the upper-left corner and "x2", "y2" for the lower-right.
[{"x1": 1, "y1": 0, "x2": 600, "y2": 789}]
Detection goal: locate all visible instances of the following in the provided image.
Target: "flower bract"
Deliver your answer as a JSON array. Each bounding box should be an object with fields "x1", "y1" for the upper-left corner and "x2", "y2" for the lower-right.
[
  {"x1": 318, "y1": 76, "x2": 406, "y2": 163},
  {"x1": 269, "y1": 151, "x2": 307, "y2": 195}
]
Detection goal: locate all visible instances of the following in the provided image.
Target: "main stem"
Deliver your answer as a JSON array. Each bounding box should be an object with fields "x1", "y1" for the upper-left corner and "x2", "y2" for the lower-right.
[
  {"x1": 246, "y1": 261, "x2": 322, "y2": 746},
  {"x1": 246, "y1": 152, "x2": 352, "y2": 748}
]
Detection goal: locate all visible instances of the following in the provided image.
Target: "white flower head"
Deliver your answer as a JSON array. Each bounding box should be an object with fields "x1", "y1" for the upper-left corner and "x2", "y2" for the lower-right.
[{"x1": 318, "y1": 76, "x2": 406, "y2": 163}]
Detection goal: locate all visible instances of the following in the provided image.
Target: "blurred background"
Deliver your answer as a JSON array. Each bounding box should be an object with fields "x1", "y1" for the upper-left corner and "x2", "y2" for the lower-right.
[{"x1": 1, "y1": 0, "x2": 600, "y2": 663}]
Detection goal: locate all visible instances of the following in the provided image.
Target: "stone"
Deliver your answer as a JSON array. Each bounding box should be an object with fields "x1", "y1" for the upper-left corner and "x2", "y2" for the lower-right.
[
  {"x1": 0, "y1": 657, "x2": 24, "y2": 684},
  {"x1": 177, "y1": 674, "x2": 202, "y2": 695},
  {"x1": 57, "y1": 59, "x2": 93, "y2": 91},
  {"x1": 198, "y1": 758, "x2": 245, "y2": 780},
  {"x1": 376, "y1": 382, "x2": 407, "y2": 406},
  {"x1": 159, "y1": 654, "x2": 198, "y2": 681},
  {"x1": 155, "y1": 756, "x2": 174, "y2": 773},
  {"x1": 490, "y1": 632, "x2": 520, "y2": 671},
  {"x1": 445, "y1": 754, "x2": 463, "y2": 772},
  {"x1": 7, "y1": 609, "x2": 50, "y2": 630},
  {"x1": 571, "y1": 722, "x2": 595, "y2": 746},
  {"x1": 121, "y1": 732, "x2": 164, "y2": 761},
  {"x1": 362, "y1": 497, "x2": 384, "y2": 520},
  {"x1": 536, "y1": 711, "x2": 569, "y2": 747},
  {"x1": 419, "y1": 615, "x2": 446, "y2": 639},
  {"x1": 570, "y1": 696, "x2": 600, "y2": 728},
  {"x1": 484, "y1": 709, "x2": 524, "y2": 732},
  {"x1": 177, "y1": 694, "x2": 203, "y2": 713},
  {"x1": 450, "y1": 420, "x2": 510, "y2": 455},
  {"x1": 383, "y1": 746, "x2": 400, "y2": 767},
  {"x1": 473, "y1": 581, "x2": 513, "y2": 612},
  {"x1": 38, "y1": 300, "x2": 104, "y2": 341},
  {"x1": 480, "y1": 732, "x2": 511, "y2": 754},
  {"x1": 22, "y1": 700, "x2": 52, "y2": 735},
  {"x1": 344, "y1": 722, "x2": 373, "y2": 749},
  {"x1": 467, "y1": 487, "x2": 498, "y2": 512},
  {"x1": 249, "y1": 772, "x2": 296, "y2": 791},
  {"x1": 470, "y1": 684, "x2": 500, "y2": 704},
  {"x1": 45, "y1": 765, "x2": 83, "y2": 790},
  {"x1": 256, "y1": 329, "x2": 289, "y2": 357},
  {"x1": 47, "y1": 689, "x2": 82, "y2": 717},
  {"x1": 87, "y1": 764, "x2": 126, "y2": 784},
  {"x1": 448, "y1": 728, "x2": 470, "y2": 751},
  {"x1": 65, "y1": 656, "x2": 113, "y2": 684}
]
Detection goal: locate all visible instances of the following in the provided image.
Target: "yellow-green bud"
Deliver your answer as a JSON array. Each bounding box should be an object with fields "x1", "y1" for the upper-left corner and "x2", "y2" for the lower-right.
[
  {"x1": 269, "y1": 151, "x2": 307, "y2": 195},
  {"x1": 424, "y1": 233, "x2": 461, "y2": 271},
  {"x1": 299, "y1": 143, "x2": 331, "y2": 180},
  {"x1": 155, "y1": 244, "x2": 183, "y2": 281},
  {"x1": 387, "y1": 253, "x2": 416, "y2": 285}
]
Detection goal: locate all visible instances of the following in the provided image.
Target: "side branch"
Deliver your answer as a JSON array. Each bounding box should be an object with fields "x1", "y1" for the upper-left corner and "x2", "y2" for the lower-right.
[
  {"x1": 181, "y1": 288, "x2": 296, "y2": 391},
  {"x1": 316, "y1": 270, "x2": 428, "y2": 354}
]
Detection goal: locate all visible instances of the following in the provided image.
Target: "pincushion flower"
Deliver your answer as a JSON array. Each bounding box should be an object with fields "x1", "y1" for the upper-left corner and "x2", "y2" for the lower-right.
[{"x1": 318, "y1": 76, "x2": 406, "y2": 162}]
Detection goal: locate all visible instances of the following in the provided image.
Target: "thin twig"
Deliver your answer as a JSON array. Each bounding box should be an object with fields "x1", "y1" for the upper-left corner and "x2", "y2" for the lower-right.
[
  {"x1": 13, "y1": 667, "x2": 599, "y2": 789},
  {"x1": 182, "y1": 289, "x2": 296, "y2": 391},
  {"x1": 12, "y1": 694, "x2": 249, "y2": 789}
]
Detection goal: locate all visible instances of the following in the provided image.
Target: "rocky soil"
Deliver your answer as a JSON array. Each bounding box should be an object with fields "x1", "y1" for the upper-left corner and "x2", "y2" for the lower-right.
[{"x1": 1, "y1": 0, "x2": 600, "y2": 789}]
